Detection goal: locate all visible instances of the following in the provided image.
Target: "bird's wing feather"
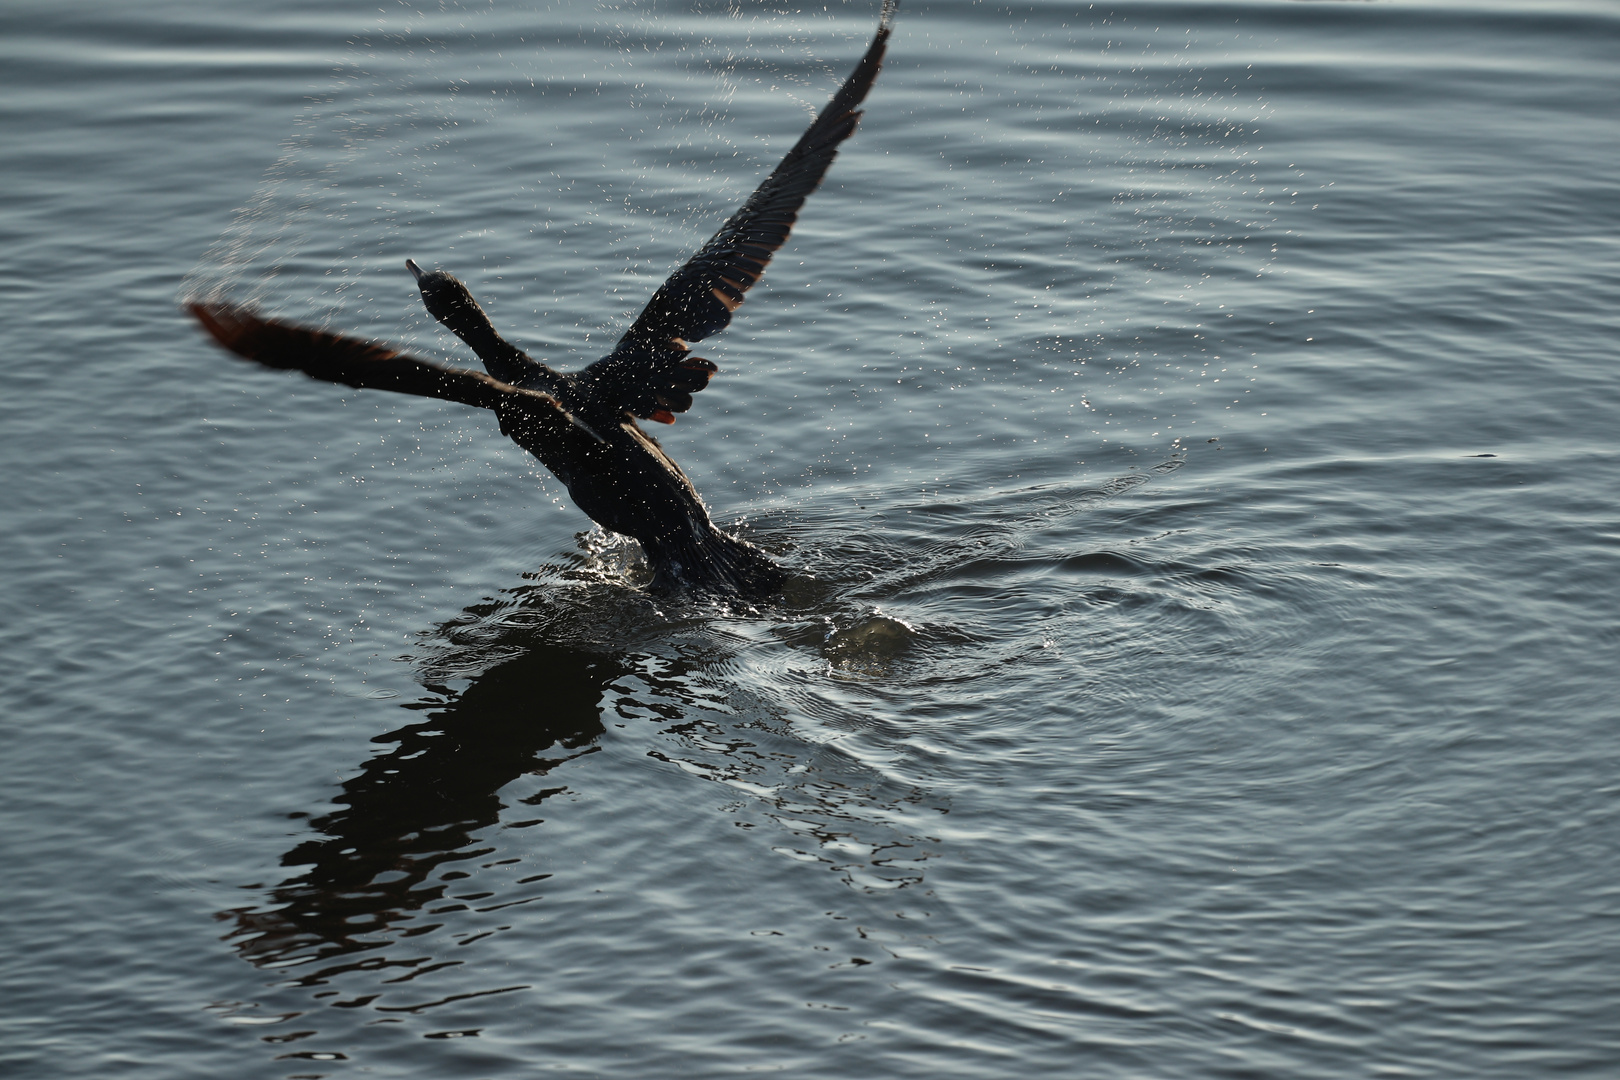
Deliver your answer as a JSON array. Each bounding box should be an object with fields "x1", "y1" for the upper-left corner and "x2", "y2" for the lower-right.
[
  {"x1": 579, "y1": 1, "x2": 896, "y2": 424},
  {"x1": 190, "y1": 302, "x2": 568, "y2": 417}
]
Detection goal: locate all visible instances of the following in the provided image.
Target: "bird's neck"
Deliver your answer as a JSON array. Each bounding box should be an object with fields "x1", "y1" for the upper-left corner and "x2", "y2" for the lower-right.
[{"x1": 445, "y1": 319, "x2": 536, "y2": 387}]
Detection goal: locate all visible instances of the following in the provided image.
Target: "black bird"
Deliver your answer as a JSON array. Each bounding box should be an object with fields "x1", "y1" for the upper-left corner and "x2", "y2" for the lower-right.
[{"x1": 191, "y1": 1, "x2": 897, "y2": 599}]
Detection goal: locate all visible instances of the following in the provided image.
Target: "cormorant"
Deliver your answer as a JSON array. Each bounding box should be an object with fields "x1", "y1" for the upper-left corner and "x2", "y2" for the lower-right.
[{"x1": 191, "y1": 2, "x2": 897, "y2": 599}]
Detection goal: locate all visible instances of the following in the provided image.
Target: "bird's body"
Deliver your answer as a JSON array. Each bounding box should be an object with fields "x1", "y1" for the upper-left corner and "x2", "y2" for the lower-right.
[{"x1": 191, "y1": 2, "x2": 897, "y2": 599}]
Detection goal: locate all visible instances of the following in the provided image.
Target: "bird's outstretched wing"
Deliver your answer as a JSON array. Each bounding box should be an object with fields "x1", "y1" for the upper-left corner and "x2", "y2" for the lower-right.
[
  {"x1": 580, "y1": 0, "x2": 897, "y2": 424},
  {"x1": 190, "y1": 302, "x2": 567, "y2": 416}
]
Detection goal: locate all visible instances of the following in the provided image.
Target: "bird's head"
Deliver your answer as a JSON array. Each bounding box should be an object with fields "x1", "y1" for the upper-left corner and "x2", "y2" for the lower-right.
[{"x1": 406, "y1": 258, "x2": 494, "y2": 339}]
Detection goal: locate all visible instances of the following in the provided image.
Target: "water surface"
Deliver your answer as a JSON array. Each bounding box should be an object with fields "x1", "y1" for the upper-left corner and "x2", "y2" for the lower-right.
[{"x1": 2, "y1": 1, "x2": 1617, "y2": 1076}]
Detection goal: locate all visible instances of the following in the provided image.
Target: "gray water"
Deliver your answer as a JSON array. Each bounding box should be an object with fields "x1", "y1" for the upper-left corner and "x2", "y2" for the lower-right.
[{"x1": 2, "y1": 0, "x2": 1616, "y2": 1076}]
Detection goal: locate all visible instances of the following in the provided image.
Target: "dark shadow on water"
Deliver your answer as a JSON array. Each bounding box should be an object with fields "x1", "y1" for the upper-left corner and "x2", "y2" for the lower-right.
[{"x1": 222, "y1": 625, "x2": 632, "y2": 975}]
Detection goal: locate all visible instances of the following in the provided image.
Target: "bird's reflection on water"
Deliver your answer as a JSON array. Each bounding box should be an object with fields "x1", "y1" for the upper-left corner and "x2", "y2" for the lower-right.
[
  {"x1": 222, "y1": 632, "x2": 627, "y2": 978},
  {"x1": 215, "y1": 553, "x2": 945, "y2": 1016}
]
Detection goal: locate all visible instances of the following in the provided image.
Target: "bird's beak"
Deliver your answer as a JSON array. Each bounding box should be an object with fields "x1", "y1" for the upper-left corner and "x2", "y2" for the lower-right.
[{"x1": 405, "y1": 258, "x2": 426, "y2": 284}]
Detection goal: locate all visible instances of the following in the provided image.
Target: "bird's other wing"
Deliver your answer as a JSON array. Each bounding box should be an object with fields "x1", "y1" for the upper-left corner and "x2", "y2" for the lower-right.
[
  {"x1": 579, "y1": 0, "x2": 897, "y2": 424},
  {"x1": 190, "y1": 302, "x2": 573, "y2": 420}
]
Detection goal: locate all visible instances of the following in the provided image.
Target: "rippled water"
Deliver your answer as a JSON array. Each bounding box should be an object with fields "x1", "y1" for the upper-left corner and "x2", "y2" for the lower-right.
[{"x1": 3, "y1": 1, "x2": 1617, "y2": 1076}]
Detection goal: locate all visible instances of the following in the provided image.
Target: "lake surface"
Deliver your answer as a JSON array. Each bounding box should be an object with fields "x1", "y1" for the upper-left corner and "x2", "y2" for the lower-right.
[{"x1": 2, "y1": 0, "x2": 1616, "y2": 1076}]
